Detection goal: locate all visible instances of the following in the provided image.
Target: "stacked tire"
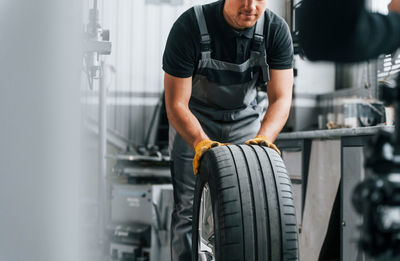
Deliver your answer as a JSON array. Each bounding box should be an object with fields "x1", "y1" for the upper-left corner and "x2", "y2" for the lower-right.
[{"x1": 192, "y1": 145, "x2": 299, "y2": 261}]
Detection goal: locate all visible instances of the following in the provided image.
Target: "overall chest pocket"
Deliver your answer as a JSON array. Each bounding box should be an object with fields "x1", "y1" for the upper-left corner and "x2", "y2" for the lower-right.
[{"x1": 192, "y1": 73, "x2": 259, "y2": 110}]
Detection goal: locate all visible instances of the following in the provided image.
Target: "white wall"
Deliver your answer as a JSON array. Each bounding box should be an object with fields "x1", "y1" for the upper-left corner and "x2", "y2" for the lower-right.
[
  {"x1": 294, "y1": 55, "x2": 336, "y2": 95},
  {"x1": 268, "y1": 0, "x2": 291, "y2": 20},
  {"x1": 97, "y1": 0, "x2": 215, "y2": 95}
]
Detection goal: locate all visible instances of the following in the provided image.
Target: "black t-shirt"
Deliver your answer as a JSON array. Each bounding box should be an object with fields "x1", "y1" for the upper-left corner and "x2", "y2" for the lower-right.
[{"x1": 163, "y1": 0, "x2": 293, "y2": 78}]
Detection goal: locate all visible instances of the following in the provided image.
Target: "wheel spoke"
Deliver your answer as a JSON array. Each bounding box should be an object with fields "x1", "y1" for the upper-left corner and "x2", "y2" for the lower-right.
[{"x1": 198, "y1": 183, "x2": 215, "y2": 261}]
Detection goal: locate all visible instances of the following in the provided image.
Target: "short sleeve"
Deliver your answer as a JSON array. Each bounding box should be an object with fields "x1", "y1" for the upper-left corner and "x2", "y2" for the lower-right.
[
  {"x1": 162, "y1": 8, "x2": 199, "y2": 78},
  {"x1": 267, "y1": 20, "x2": 294, "y2": 69}
]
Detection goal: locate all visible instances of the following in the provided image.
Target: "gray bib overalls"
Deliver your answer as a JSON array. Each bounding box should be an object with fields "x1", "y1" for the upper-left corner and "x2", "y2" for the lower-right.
[{"x1": 169, "y1": 5, "x2": 270, "y2": 260}]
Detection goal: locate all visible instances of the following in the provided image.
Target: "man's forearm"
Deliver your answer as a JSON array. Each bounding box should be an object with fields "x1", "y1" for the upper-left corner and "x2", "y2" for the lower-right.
[
  {"x1": 166, "y1": 103, "x2": 209, "y2": 149},
  {"x1": 164, "y1": 73, "x2": 209, "y2": 149},
  {"x1": 257, "y1": 99, "x2": 291, "y2": 143}
]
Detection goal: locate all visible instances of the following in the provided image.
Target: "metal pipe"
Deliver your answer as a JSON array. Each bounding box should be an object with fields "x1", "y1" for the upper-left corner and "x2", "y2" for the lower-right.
[{"x1": 98, "y1": 63, "x2": 107, "y2": 244}]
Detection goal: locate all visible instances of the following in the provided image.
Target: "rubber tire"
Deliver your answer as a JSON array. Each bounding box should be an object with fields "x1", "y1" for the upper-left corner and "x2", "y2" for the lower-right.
[{"x1": 192, "y1": 145, "x2": 299, "y2": 261}]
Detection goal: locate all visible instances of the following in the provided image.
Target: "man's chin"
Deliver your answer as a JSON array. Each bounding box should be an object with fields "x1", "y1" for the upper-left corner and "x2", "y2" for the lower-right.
[{"x1": 238, "y1": 21, "x2": 257, "y2": 29}]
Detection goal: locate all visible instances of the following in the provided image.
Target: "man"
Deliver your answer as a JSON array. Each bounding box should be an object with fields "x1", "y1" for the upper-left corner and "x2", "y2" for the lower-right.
[
  {"x1": 162, "y1": 0, "x2": 293, "y2": 259},
  {"x1": 298, "y1": 0, "x2": 400, "y2": 62}
]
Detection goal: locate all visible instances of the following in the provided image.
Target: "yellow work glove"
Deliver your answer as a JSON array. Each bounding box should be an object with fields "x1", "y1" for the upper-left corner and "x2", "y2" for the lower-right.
[
  {"x1": 193, "y1": 139, "x2": 222, "y2": 175},
  {"x1": 245, "y1": 135, "x2": 281, "y2": 155}
]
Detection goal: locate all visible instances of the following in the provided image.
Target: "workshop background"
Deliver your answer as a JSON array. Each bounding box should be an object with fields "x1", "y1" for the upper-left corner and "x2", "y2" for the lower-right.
[{"x1": 0, "y1": 0, "x2": 396, "y2": 261}]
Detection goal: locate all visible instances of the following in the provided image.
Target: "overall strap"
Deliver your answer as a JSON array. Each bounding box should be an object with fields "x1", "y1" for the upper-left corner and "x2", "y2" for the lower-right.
[
  {"x1": 194, "y1": 5, "x2": 211, "y2": 59},
  {"x1": 251, "y1": 12, "x2": 270, "y2": 82},
  {"x1": 252, "y1": 12, "x2": 265, "y2": 52}
]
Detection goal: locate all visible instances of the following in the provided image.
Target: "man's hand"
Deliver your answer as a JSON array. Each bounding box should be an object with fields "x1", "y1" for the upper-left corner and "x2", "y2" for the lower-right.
[
  {"x1": 193, "y1": 140, "x2": 223, "y2": 175},
  {"x1": 245, "y1": 135, "x2": 281, "y2": 155},
  {"x1": 389, "y1": 0, "x2": 400, "y2": 13}
]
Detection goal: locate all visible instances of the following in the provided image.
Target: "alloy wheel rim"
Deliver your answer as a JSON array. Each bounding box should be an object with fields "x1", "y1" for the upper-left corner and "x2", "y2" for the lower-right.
[{"x1": 198, "y1": 183, "x2": 215, "y2": 261}]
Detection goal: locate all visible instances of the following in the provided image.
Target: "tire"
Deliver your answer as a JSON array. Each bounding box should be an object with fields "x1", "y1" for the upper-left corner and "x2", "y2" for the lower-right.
[{"x1": 192, "y1": 145, "x2": 299, "y2": 261}]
